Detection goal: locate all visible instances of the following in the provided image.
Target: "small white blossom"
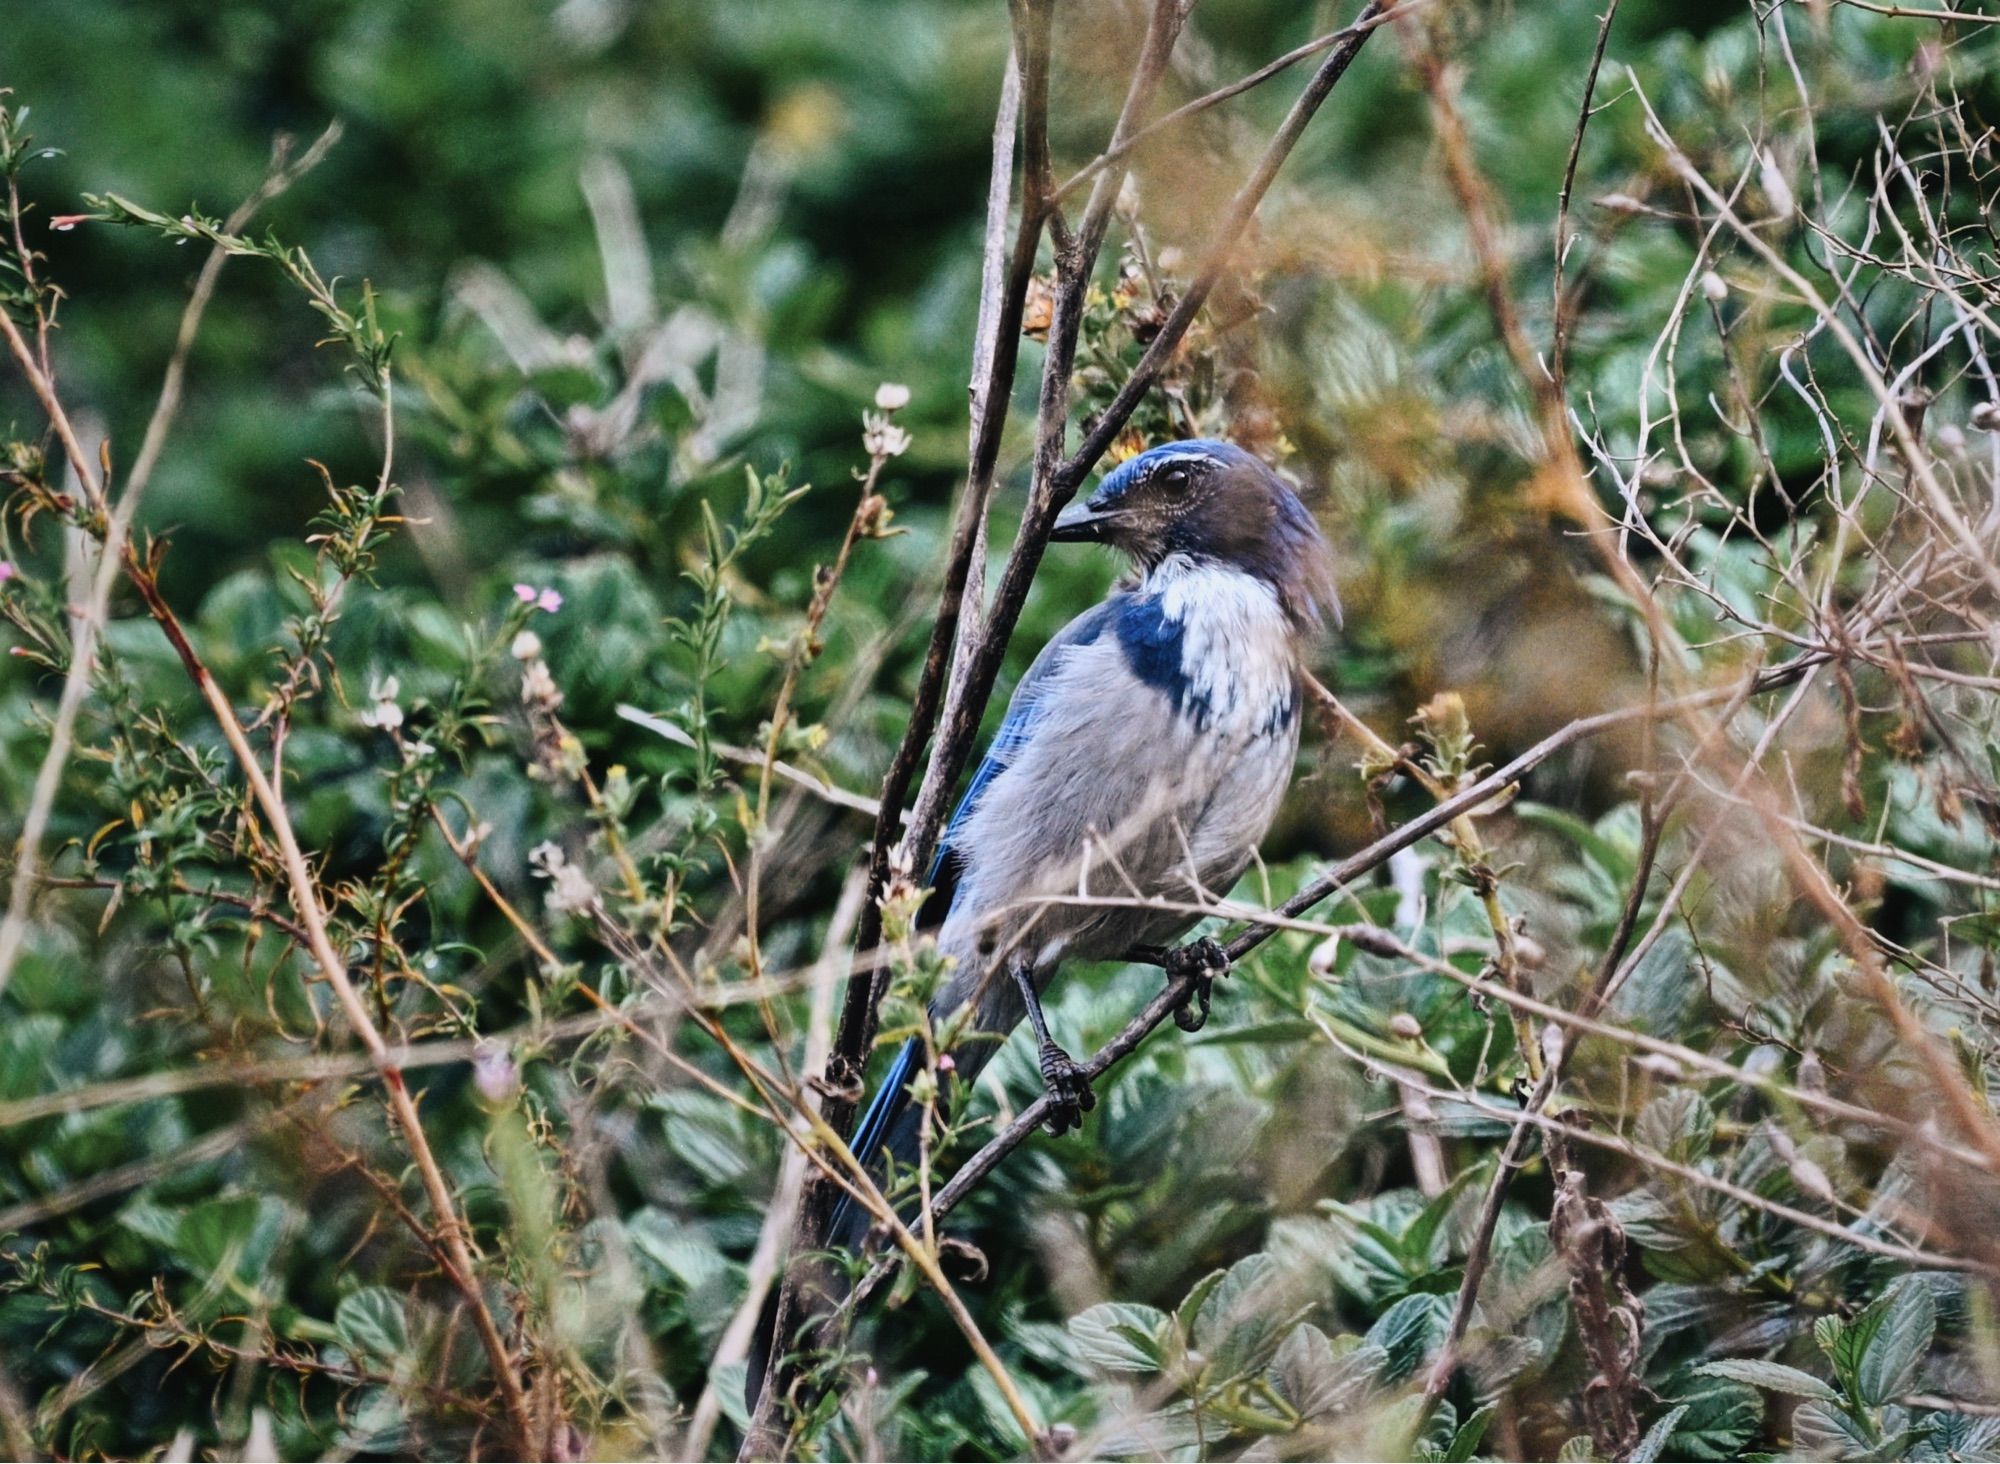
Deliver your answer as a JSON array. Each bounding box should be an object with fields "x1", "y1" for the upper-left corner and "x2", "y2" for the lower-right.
[
  {"x1": 862, "y1": 409, "x2": 911, "y2": 459},
  {"x1": 528, "y1": 840, "x2": 597, "y2": 915},
  {"x1": 521, "y1": 658, "x2": 564, "y2": 713},
  {"x1": 1700, "y1": 270, "x2": 1729, "y2": 303},
  {"x1": 873, "y1": 381, "x2": 911, "y2": 412},
  {"x1": 360, "y1": 675, "x2": 404, "y2": 730},
  {"x1": 511, "y1": 629, "x2": 543, "y2": 661}
]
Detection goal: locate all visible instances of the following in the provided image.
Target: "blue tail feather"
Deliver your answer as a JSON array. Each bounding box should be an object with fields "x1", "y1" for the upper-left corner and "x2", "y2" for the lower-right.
[{"x1": 826, "y1": 1036, "x2": 926, "y2": 1249}]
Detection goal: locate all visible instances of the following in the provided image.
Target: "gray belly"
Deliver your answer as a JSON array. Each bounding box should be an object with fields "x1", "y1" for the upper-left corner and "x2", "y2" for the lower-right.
[{"x1": 940, "y1": 696, "x2": 1299, "y2": 990}]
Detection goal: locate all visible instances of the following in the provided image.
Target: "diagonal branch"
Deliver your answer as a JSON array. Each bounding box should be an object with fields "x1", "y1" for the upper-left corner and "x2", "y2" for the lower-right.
[{"x1": 0, "y1": 124, "x2": 341, "y2": 993}]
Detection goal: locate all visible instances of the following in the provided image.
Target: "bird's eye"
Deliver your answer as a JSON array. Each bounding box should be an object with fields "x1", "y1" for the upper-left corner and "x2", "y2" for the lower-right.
[{"x1": 1159, "y1": 466, "x2": 1191, "y2": 494}]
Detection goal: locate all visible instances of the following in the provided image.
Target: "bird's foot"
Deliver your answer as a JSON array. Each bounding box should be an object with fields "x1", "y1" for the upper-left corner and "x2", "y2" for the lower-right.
[
  {"x1": 1166, "y1": 937, "x2": 1230, "y2": 1033},
  {"x1": 1036, "y1": 1041, "x2": 1096, "y2": 1136}
]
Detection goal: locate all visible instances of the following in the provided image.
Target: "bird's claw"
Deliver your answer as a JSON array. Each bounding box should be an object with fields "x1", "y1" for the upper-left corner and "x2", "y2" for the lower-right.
[
  {"x1": 1166, "y1": 937, "x2": 1230, "y2": 1033},
  {"x1": 1037, "y1": 1041, "x2": 1096, "y2": 1136}
]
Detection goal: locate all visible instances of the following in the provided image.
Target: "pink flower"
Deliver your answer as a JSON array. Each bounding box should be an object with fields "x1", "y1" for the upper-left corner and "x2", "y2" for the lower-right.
[
  {"x1": 514, "y1": 582, "x2": 538, "y2": 603},
  {"x1": 936, "y1": 1053, "x2": 955, "y2": 1073},
  {"x1": 536, "y1": 588, "x2": 563, "y2": 614},
  {"x1": 49, "y1": 216, "x2": 89, "y2": 233},
  {"x1": 0, "y1": 561, "x2": 15, "y2": 585}
]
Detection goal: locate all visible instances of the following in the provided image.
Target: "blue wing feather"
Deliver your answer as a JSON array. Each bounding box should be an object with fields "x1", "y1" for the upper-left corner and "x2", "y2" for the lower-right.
[
  {"x1": 827, "y1": 599, "x2": 1119, "y2": 1245},
  {"x1": 921, "y1": 597, "x2": 1117, "y2": 926}
]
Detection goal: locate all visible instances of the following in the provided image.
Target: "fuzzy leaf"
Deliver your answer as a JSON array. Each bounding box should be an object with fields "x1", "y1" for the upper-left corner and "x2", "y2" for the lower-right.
[
  {"x1": 1628, "y1": 1405, "x2": 1688, "y2": 1463},
  {"x1": 1069, "y1": 1302, "x2": 1169, "y2": 1375},
  {"x1": 1696, "y1": 1358, "x2": 1840, "y2": 1402},
  {"x1": 335, "y1": 1288, "x2": 410, "y2": 1365},
  {"x1": 1856, "y1": 1278, "x2": 1936, "y2": 1407}
]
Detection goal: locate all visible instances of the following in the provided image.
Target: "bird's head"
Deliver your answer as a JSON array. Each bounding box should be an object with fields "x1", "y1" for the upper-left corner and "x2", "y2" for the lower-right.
[{"x1": 1051, "y1": 439, "x2": 1339, "y2": 630}]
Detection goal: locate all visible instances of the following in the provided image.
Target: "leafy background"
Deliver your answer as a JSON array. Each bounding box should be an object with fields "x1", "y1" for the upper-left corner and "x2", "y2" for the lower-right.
[{"x1": 4, "y1": 0, "x2": 2000, "y2": 1460}]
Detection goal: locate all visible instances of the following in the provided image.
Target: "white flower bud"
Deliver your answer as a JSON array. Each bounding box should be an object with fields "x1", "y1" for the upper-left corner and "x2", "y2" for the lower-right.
[
  {"x1": 873, "y1": 382, "x2": 911, "y2": 412},
  {"x1": 1758, "y1": 147, "x2": 1796, "y2": 221},
  {"x1": 511, "y1": 629, "x2": 543, "y2": 661},
  {"x1": 1790, "y1": 1156, "x2": 1835, "y2": 1203},
  {"x1": 1700, "y1": 270, "x2": 1729, "y2": 303}
]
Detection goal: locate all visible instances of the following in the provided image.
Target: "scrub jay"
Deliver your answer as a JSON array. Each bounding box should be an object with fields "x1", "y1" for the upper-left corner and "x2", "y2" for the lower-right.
[{"x1": 748, "y1": 440, "x2": 1334, "y2": 1408}]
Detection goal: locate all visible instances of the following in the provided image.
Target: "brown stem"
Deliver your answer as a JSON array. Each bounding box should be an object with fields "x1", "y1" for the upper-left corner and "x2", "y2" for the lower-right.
[
  {"x1": 0, "y1": 126, "x2": 342, "y2": 991},
  {"x1": 119, "y1": 549, "x2": 539, "y2": 1452}
]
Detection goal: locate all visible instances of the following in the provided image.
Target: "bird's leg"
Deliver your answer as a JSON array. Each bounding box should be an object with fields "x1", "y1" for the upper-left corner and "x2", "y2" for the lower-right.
[
  {"x1": 1010, "y1": 961, "x2": 1095, "y2": 1136},
  {"x1": 1163, "y1": 936, "x2": 1231, "y2": 1033}
]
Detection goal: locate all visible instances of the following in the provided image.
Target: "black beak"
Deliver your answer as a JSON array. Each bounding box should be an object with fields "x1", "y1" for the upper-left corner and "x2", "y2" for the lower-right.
[{"x1": 1050, "y1": 499, "x2": 1120, "y2": 543}]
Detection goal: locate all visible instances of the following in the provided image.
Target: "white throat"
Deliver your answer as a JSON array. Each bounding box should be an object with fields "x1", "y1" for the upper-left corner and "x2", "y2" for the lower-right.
[{"x1": 1144, "y1": 554, "x2": 1299, "y2": 738}]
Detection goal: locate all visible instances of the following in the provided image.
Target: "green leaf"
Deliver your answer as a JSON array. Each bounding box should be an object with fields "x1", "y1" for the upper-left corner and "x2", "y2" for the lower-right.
[
  {"x1": 335, "y1": 1288, "x2": 410, "y2": 1365},
  {"x1": 1696, "y1": 1358, "x2": 1840, "y2": 1402},
  {"x1": 1269, "y1": 1324, "x2": 1385, "y2": 1420},
  {"x1": 1174, "y1": 1267, "x2": 1227, "y2": 1343},
  {"x1": 174, "y1": 1195, "x2": 286, "y2": 1282},
  {"x1": 1628, "y1": 1406, "x2": 1689, "y2": 1463},
  {"x1": 1634, "y1": 1090, "x2": 1714, "y2": 1165},
  {"x1": 1197, "y1": 1252, "x2": 1294, "y2": 1377},
  {"x1": 1365, "y1": 1293, "x2": 1449, "y2": 1382},
  {"x1": 1790, "y1": 1399, "x2": 1874, "y2": 1458},
  {"x1": 1664, "y1": 1369, "x2": 1764, "y2": 1460},
  {"x1": 1856, "y1": 1278, "x2": 1936, "y2": 1408},
  {"x1": 1069, "y1": 1302, "x2": 1169, "y2": 1374},
  {"x1": 1441, "y1": 1402, "x2": 1495, "y2": 1462},
  {"x1": 1516, "y1": 802, "x2": 1634, "y2": 887},
  {"x1": 1404, "y1": 1166, "x2": 1479, "y2": 1269}
]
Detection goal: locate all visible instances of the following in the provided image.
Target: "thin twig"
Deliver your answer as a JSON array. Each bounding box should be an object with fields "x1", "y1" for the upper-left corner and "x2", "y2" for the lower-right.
[
  {"x1": 0, "y1": 124, "x2": 341, "y2": 993},
  {"x1": 1053, "y1": 1, "x2": 1427, "y2": 202}
]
